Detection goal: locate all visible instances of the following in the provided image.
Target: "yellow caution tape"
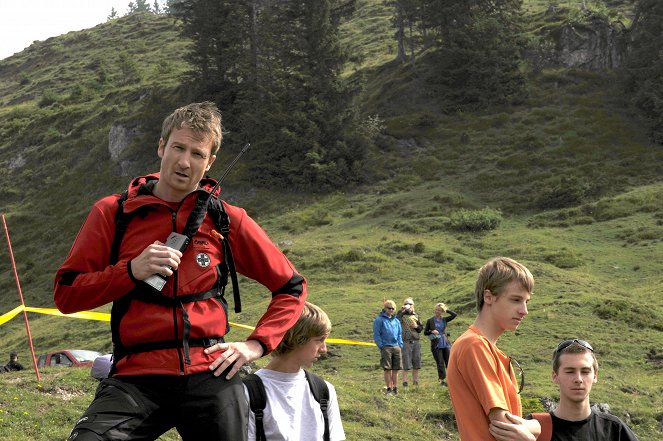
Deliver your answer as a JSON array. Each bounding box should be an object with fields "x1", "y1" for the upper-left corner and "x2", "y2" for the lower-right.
[
  {"x1": 25, "y1": 306, "x2": 111, "y2": 321},
  {"x1": 326, "y1": 338, "x2": 376, "y2": 346},
  {"x1": 1, "y1": 305, "x2": 376, "y2": 346},
  {"x1": 0, "y1": 304, "x2": 25, "y2": 326}
]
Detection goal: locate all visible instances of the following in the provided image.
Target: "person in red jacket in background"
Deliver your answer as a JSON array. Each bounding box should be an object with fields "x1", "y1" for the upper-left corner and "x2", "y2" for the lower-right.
[{"x1": 54, "y1": 102, "x2": 307, "y2": 441}]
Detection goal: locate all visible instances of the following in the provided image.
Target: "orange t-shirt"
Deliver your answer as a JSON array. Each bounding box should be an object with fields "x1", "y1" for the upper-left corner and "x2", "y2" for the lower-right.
[{"x1": 447, "y1": 324, "x2": 521, "y2": 441}]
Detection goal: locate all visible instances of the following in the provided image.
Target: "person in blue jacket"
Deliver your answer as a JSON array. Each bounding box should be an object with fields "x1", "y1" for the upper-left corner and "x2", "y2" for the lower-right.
[
  {"x1": 373, "y1": 300, "x2": 403, "y2": 395},
  {"x1": 424, "y1": 302, "x2": 457, "y2": 386}
]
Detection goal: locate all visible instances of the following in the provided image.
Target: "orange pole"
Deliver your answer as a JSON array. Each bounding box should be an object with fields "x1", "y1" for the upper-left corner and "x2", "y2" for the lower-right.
[{"x1": 2, "y1": 215, "x2": 40, "y2": 381}]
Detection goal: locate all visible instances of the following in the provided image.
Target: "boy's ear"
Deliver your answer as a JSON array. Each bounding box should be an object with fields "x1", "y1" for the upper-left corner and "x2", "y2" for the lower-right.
[
  {"x1": 483, "y1": 289, "x2": 495, "y2": 305},
  {"x1": 552, "y1": 370, "x2": 559, "y2": 384}
]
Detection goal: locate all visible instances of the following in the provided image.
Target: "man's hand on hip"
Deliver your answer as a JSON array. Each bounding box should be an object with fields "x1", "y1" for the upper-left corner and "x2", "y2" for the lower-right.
[{"x1": 205, "y1": 340, "x2": 264, "y2": 379}]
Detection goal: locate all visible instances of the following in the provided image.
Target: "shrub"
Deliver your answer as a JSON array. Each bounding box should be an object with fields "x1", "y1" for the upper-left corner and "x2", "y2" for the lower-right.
[
  {"x1": 38, "y1": 91, "x2": 58, "y2": 108},
  {"x1": 533, "y1": 176, "x2": 590, "y2": 210},
  {"x1": 449, "y1": 208, "x2": 503, "y2": 232},
  {"x1": 594, "y1": 300, "x2": 663, "y2": 331},
  {"x1": 542, "y1": 249, "x2": 583, "y2": 269}
]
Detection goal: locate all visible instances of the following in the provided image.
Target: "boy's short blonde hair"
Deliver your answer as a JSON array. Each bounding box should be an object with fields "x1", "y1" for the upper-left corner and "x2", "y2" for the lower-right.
[
  {"x1": 474, "y1": 257, "x2": 534, "y2": 311},
  {"x1": 160, "y1": 101, "x2": 223, "y2": 154},
  {"x1": 272, "y1": 302, "x2": 331, "y2": 357}
]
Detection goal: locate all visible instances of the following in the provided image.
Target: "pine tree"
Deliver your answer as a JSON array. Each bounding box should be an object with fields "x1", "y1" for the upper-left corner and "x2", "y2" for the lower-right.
[
  {"x1": 388, "y1": 0, "x2": 526, "y2": 110},
  {"x1": 172, "y1": 0, "x2": 365, "y2": 190},
  {"x1": 128, "y1": 0, "x2": 151, "y2": 13},
  {"x1": 622, "y1": 0, "x2": 663, "y2": 144}
]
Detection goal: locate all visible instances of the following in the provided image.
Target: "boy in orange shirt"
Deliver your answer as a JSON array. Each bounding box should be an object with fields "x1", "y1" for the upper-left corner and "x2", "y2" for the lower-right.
[{"x1": 447, "y1": 257, "x2": 540, "y2": 440}]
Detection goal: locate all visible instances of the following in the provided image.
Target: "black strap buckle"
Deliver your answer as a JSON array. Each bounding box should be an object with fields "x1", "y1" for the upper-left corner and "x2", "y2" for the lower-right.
[{"x1": 201, "y1": 337, "x2": 224, "y2": 347}]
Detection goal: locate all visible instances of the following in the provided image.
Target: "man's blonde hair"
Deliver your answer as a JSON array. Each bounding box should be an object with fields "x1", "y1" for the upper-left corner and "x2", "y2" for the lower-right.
[
  {"x1": 474, "y1": 257, "x2": 534, "y2": 311},
  {"x1": 272, "y1": 302, "x2": 332, "y2": 357},
  {"x1": 160, "y1": 101, "x2": 223, "y2": 154}
]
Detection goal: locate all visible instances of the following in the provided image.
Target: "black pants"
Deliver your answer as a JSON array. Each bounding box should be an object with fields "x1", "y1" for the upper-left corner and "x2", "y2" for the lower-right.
[
  {"x1": 68, "y1": 371, "x2": 247, "y2": 441},
  {"x1": 432, "y1": 346, "x2": 451, "y2": 380}
]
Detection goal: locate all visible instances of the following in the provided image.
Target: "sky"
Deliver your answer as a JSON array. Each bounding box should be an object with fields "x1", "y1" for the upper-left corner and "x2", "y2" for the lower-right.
[{"x1": 0, "y1": 1, "x2": 136, "y2": 61}]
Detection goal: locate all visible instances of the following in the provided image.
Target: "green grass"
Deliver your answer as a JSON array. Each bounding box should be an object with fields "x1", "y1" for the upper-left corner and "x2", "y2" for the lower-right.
[
  {"x1": 2, "y1": 186, "x2": 661, "y2": 439},
  {"x1": 1, "y1": 1, "x2": 662, "y2": 439}
]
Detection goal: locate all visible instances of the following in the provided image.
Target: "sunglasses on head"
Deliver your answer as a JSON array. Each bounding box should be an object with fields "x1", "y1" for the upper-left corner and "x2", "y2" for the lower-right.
[
  {"x1": 509, "y1": 357, "x2": 525, "y2": 394},
  {"x1": 555, "y1": 339, "x2": 594, "y2": 354}
]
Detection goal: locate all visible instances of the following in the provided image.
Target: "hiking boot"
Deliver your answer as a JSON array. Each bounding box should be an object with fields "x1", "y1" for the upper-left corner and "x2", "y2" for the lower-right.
[
  {"x1": 413, "y1": 381, "x2": 419, "y2": 386},
  {"x1": 386, "y1": 387, "x2": 392, "y2": 394},
  {"x1": 402, "y1": 381, "x2": 408, "y2": 387},
  {"x1": 393, "y1": 387, "x2": 398, "y2": 395}
]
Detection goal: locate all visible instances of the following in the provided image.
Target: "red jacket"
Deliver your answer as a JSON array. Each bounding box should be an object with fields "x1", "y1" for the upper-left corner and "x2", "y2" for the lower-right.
[{"x1": 54, "y1": 173, "x2": 307, "y2": 376}]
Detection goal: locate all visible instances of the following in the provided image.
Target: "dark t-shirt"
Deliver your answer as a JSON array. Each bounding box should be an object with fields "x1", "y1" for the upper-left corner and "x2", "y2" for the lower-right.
[
  {"x1": 551, "y1": 410, "x2": 639, "y2": 441},
  {"x1": 5, "y1": 361, "x2": 24, "y2": 371}
]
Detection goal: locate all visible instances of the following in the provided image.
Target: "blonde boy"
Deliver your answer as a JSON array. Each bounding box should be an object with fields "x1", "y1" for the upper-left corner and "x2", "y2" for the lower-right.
[
  {"x1": 447, "y1": 257, "x2": 540, "y2": 440},
  {"x1": 244, "y1": 302, "x2": 345, "y2": 441}
]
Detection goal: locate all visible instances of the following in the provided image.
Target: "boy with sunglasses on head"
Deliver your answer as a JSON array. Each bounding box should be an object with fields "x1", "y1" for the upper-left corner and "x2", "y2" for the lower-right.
[
  {"x1": 447, "y1": 257, "x2": 541, "y2": 440},
  {"x1": 490, "y1": 339, "x2": 639, "y2": 441}
]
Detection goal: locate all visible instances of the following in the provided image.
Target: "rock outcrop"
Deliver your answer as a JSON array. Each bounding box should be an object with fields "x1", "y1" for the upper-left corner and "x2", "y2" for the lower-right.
[{"x1": 526, "y1": 11, "x2": 627, "y2": 71}]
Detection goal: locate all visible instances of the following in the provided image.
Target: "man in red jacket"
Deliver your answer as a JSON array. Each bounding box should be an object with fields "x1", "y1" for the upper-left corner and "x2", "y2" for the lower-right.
[{"x1": 54, "y1": 102, "x2": 307, "y2": 440}]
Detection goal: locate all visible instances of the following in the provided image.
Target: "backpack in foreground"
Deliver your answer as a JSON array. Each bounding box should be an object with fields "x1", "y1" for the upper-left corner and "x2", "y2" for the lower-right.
[
  {"x1": 531, "y1": 412, "x2": 552, "y2": 441},
  {"x1": 243, "y1": 371, "x2": 330, "y2": 441}
]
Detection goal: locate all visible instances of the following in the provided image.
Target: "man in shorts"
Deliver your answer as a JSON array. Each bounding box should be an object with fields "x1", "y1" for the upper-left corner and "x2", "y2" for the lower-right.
[{"x1": 373, "y1": 299, "x2": 403, "y2": 395}]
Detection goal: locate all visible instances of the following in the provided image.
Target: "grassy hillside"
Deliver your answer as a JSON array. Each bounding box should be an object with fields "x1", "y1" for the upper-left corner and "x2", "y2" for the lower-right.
[{"x1": 1, "y1": 0, "x2": 662, "y2": 440}]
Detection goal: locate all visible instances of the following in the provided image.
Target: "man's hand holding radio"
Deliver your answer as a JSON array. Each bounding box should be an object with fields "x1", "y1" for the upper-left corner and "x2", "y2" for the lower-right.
[{"x1": 130, "y1": 240, "x2": 183, "y2": 281}]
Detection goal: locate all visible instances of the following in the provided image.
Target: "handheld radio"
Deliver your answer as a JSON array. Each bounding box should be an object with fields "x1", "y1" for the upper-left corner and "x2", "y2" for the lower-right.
[{"x1": 144, "y1": 143, "x2": 251, "y2": 291}]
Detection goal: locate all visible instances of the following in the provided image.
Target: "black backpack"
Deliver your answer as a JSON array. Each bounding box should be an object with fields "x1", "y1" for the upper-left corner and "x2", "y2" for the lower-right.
[
  {"x1": 243, "y1": 371, "x2": 330, "y2": 441},
  {"x1": 108, "y1": 186, "x2": 240, "y2": 371}
]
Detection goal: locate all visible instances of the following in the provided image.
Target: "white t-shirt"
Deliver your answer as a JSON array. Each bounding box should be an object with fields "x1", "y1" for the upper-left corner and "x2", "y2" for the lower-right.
[{"x1": 244, "y1": 368, "x2": 346, "y2": 441}]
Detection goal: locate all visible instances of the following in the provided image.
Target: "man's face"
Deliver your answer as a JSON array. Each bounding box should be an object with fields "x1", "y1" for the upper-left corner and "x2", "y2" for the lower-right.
[
  {"x1": 290, "y1": 335, "x2": 328, "y2": 369},
  {"x1": 156, "y1": 126, "x2": 216, "y2": 201},
  {"x1": 553, "y1": 351, "x2": 597, "y2": 404},
  {"x1": 484, "y1": 280, "x2": 530, "y2": 332}
]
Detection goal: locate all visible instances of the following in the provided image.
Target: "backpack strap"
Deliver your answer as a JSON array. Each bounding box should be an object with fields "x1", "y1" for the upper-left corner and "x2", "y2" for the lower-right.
[
  {"x1": 243, "y1": 374, "x2": 268, "y2": 441},
  {"x1": 305, "y1": 370, "x2": 330, "y2": 441},
  {"x1": 208, "y1": 197, "x2": 241, "y2": 313},
  {"x1": 109, "y1": 190, "x2": 150, "y2": 376},
  {"x1": 531, "y1": 412, "x2": 552, "y2": 441}
]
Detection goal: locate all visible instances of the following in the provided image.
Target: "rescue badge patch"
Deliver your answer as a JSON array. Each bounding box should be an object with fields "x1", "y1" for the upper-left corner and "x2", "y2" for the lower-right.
[{"x1": 196, "y1": 252, "x2": 211, "y2": 268}]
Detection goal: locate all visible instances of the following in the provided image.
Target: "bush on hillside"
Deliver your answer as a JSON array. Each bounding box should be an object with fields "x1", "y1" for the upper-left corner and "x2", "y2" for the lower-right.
[
  {"x1": 448, "y1": 208, "x2": 503, "y2": 232},
  {"x1": 542, "y1": 248, "x2": 583, "y2": 269},
  {"x1": 533, "y1": 176, "x2": 590, "y2": 209},
  {"x1": 594, "y1": 299, "x2": 663, "y2": 331}
]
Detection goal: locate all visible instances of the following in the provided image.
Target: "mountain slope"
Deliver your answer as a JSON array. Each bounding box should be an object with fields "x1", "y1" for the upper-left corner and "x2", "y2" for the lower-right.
[{"x1": 0, "y1": 1, "x2": 661, "y2": 440}]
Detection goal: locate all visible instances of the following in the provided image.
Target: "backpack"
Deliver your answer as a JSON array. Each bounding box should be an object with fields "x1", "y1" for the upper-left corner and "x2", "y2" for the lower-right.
[
  {"x1": 243, "y1": 371, "x2": 330, "y2": 441},
  {"x1": 531, "y1": 412, "x2": 552, "y2": 441},
  {"x1": 108, "y1": 187, "x2": 241, "y2": 372}
]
